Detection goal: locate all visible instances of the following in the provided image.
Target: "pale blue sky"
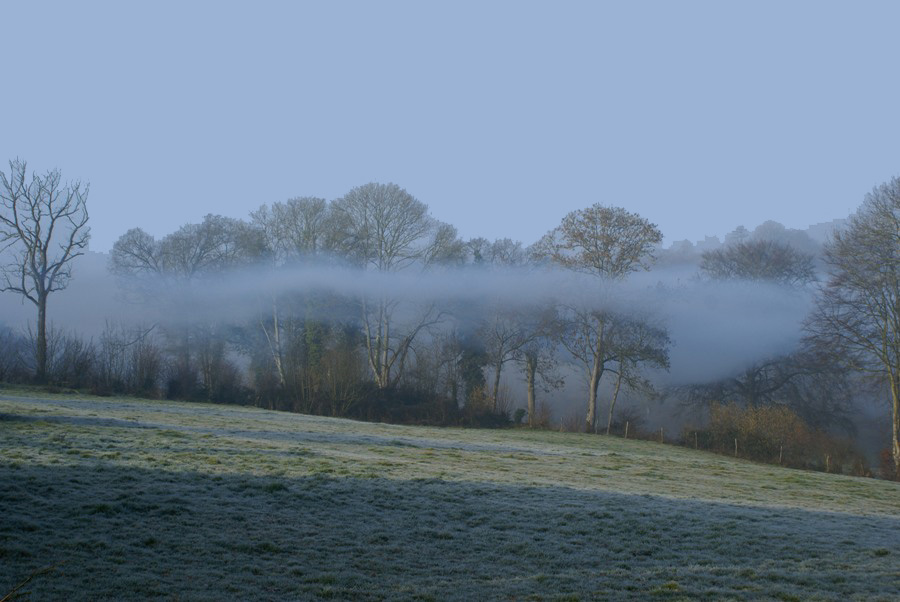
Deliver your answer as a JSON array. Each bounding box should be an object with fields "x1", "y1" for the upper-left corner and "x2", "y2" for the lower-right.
[{"x1": 2, "y1": 0, "x2": 899, "y2": 252}]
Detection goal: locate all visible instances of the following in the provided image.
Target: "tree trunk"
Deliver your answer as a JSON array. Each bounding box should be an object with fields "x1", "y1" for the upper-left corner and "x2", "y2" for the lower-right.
[
  {"x1": 492, "y1": 360, "x2": 503, "y2": 413},
  {"x1": 362, "y1": 296, "x2": 389, "y2": 390},
  {"x1": 380, "y1": 301, "x2": 390, "y2": 388},
  {"x1": 606, "y1": 368, "x2": 623, "y2": 435},
  {"x1": 36, "y1": 294, "x2": 48, "y2": 383},
  {"x1": 891, "y1": 370, "x2": 900, "y2": 474},
  {"x1": 271, "y1": 297, "x2": 285, "y2": 387},
  {"x1": 585, "y1": 351, "x2": 603, "y2": 433},
  {"x1": 584, "y1": 314, "x2": 605, "y2": 433},
  {"x1": 525, "y1": 352, "x2": 537, "y2": 427}
]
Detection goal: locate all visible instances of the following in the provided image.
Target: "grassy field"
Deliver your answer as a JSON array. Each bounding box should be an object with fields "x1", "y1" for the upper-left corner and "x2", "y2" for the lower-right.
[{"x1": 1, "y1": 390, "x2": 898, "y2": 601}]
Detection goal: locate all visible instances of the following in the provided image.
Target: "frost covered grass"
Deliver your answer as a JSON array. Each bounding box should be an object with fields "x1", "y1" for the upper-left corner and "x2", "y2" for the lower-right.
[{"x1": 1, "y1": 391, "x2": 898, "y2": 600}]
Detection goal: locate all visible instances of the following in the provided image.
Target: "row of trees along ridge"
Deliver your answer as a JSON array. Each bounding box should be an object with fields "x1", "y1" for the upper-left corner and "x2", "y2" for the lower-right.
[{"x1": 1, "y1": 163, "x2": 898, "y2": 475}]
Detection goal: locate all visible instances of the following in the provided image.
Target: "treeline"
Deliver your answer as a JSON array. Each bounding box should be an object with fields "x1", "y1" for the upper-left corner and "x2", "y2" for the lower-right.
[
  {"x1": 1, "y1": 171, "x2": 897, "y2": 478},
  {"x1": 102, "y1": 184, "x2": 672, "y2": 433}
]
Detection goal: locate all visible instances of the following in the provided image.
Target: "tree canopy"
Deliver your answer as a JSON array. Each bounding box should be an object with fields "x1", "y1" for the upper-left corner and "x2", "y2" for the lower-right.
[{"x1": 700, "y1": 240, "x2": 816, "y2": 286}]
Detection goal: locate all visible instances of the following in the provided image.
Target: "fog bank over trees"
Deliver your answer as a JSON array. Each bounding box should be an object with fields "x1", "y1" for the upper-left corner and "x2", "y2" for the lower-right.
[{"x1": 1, "y1": 170, "x2": 897, "y2": 477}]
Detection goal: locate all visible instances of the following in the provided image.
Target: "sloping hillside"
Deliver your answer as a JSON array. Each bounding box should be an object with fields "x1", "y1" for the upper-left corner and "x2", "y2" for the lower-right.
[{"x1": 1, "y1": 391, "x2": 898, "y2": 600}]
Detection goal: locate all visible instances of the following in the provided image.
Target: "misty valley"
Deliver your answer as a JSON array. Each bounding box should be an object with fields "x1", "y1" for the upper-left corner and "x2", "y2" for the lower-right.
[{"x1": 1, "y1": 171, "x2": 898, "y2": 600}]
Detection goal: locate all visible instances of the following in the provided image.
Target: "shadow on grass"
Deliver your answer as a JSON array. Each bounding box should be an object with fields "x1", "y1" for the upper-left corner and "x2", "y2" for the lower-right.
[{"x1": 1, "y1": 460, "x2": 898, "y2": 601}]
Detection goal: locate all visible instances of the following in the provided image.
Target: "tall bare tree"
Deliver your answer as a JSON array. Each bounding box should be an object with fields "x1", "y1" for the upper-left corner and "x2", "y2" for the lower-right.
[
  {"x1": 535, "y1": 204, "x2": 662, "y2": 432},
  {"x1": 533, "y1": 204, "x2": 661, "y2": 277},
  {"x1": 806, "y1": 178, "x2": 900, "y2": 471},
  {"x1": 516, "y1": 305, "x2": 563, "y2": 427},
  {"x1": 0, "y1": 159, "x2": 90, "y2": 382},
  {"x1": 478, "y1": 304, "x2": 541, "y2": 412},
  {"x1": 557, "y1": 304, "x2": 618, "y2": 432},
  {"x1": 332, "y1": 183, "x2": 444, "y2": 389},
  {"x1": 249, "y1": 197, "x2": 336, "y2": 389},
  {"x1": 332, "y1": 182, "x2": 435, "y2": 271},
  {"x1": 603, "y1": 317, "x2": 669, "y2": 435}
]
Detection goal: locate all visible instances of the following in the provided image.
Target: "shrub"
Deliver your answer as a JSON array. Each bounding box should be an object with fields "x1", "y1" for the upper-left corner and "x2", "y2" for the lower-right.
[{"x1": 684, "y1": 402, "x2": 868, "y2": 474}]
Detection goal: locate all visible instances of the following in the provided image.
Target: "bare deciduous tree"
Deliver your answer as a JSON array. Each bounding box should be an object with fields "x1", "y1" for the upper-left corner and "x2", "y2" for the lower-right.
[
  {"x1": 557, "y1": 305, "x2": 617, "y2": 432},
  {"x1": 806, "y1": 178, "x2": 900, "y2": 471},
  {"x1": 604, "y1": 317, "x2": 669, "y2": 435},
  {"x1": 516, "y1": 306, "x2": 563, "y2": 427},
  {"x1": 0, "y1": 159, "x2": 90, "y2": 382},
  {"x1": 534, "y1": 204, "x2": 662, "y2": 432},
  {"x1": 533, "y1": 204, "x2": 662, "y2": 276},
  {"x1": 332, "y1": 182, "x2": 436, "y2": 272},
  {"x1": 479, "y1": 305, "x2": 538, "y2": 412},
  {"x1": 250, "y1": 197, "x2": 332, "y2": 263},
  {"x1": 249, "y1": 198, "x2": 335, "y2": 389},
  {"x1": 332, "y1": 183, "x2": 445, "y2": 389}
]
